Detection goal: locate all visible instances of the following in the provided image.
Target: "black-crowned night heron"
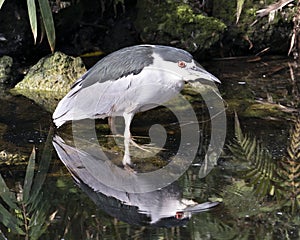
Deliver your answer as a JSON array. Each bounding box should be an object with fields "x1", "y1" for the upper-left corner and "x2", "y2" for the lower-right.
[{"x1": 53, "y1": 44, "x2": 220, "y2": 166}]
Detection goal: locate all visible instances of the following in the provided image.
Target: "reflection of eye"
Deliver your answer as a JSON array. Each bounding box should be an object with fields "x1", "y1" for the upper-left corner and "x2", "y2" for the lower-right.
[
  {"x1": 178, "y1": 61, "x2": 186, "y2": 68},
  {"x1": 175, "y1": 212, "x2": 184, "y2": 219}
]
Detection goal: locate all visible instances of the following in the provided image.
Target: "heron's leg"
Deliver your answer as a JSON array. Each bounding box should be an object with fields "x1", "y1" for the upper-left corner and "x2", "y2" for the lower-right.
[
  {"x1": 122, "y1": 112, "x2": 133, "y2": 166},
  {"x1": 108, "y1": 116, "x2": 122, "y2": 137},
  {"x1": 108, "y1": 117, "x2": 114, "y2": 132}
]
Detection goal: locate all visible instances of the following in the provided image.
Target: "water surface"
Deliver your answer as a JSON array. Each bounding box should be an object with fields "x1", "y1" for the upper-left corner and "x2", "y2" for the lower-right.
[{"x1": 0, "y1": 56, "x2": 299, "y2": 239}]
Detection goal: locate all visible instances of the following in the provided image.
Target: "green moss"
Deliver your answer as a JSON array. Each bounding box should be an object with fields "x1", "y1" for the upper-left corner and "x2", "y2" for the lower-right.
[
  {"x1": 135, "y1": 0, "x2": 226, "y2": 52},
  {"x1": 212, "y1": 0, "x2": 277, "y2": 25},
  {"x1": 14, "y1": 52, "x2": 86, "y2": 92},
  {"x1": 226, "y1": 99, "x2": 255, "y2": 114},
  {"x1": 12, "y1": 52, "x2": 87, "y2": 112},
  {"x1": 244, "y1": 103, "x2": 291, "y2": 118},
  {"x1": 0, "y1": 55, "x2": 13, "y2": 84},
  {"x1": 211, "y1": 0, "x2": 293, "y2": 55},
  {"x1": 176, "y1": 5, "x2": 195, "y2": 23},
  {"x1": 212, "y1": 0, "x2": 236, "y2": 24}
]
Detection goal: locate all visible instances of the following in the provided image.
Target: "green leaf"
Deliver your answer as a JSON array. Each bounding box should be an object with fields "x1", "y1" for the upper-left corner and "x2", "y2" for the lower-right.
[
  {"x1": 229, "y1": 113, "x2": 279, "y2": 199},
  {"x1": 234, "y1": 111, "x2": 243, "y2": 141},
  {"x1": 0, "y1": 203, "x2": 25, "y2": 235},
  {"x1": 0, "y1": 174, "x2": 19, "y2": 210},
  {"x1": 236, "y1": 0, "x2": 245, "y2": 24},
  {"x1": 23, "y1": 147, "x2": 36, "y2": 203},
  {"x1": 29, "y1": 201, "x2": 50, "y2": 240},
  {"x1": 30, "y1": 188, "x2": 45, "y2": 211},
  {"x1": 0, "y1": 0, "x2": 5, "y2": 10},
  {"x1": 29, "y1": 127, "x2": 53, "y2": 204},
  {"x1": 27, "y1": 0, "x2": 38, "y2": 43},
  {"x1": 38, "y1": 0, "x2": 56, "y2": 52}
]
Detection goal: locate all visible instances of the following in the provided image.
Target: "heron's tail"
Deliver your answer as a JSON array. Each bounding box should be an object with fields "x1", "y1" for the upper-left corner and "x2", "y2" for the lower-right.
[
  {"x1": 53, "y1": 95, "x2": 74, "y2": 127},
  {"x1": 52, "y1": 82, "x2": 110, "y2": 127}
]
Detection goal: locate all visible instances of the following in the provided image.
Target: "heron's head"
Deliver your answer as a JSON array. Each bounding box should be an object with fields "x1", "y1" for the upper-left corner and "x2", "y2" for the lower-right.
[{"x1": 149, "y1": 45, "x2": 220, "y2": 84}]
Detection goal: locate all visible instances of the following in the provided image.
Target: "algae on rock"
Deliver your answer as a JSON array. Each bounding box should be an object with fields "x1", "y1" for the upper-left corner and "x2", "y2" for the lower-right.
[
  {"x1": 13, "y1": 52, "x2": 86, "y2": 112},
  {"x1": 0, "y1": 55, "x2": 13, "y2": 84},
  {"x1": 135, "y1": 0, "x2": 226, "y2": 53},
  {"x1": 14, "y1": 52, "x2": 86, "y2": 92}
]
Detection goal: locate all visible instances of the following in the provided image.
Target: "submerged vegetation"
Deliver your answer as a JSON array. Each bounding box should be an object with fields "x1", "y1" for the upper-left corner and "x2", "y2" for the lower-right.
[
  {"x1": 227, "y1": 113, "x2": 300, "y2": 213},
  {"x1": 0, "y1": 128, "x2": 53, "y2": 239},
  {"x1": 280, "y1": 116, "x2": 300, "y2": 212},
  {"x1": 2, "y1": 116, "x2": 299, "y2": 239},
  {"x1": 227, "y1": 113, "x2": 279, "y2": 198}
]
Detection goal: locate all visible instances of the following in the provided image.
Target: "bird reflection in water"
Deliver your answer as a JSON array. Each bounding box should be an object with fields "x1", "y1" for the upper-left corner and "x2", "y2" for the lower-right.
[{"x1": 52, "y1": 134, "x2": 219, "y2": 227}]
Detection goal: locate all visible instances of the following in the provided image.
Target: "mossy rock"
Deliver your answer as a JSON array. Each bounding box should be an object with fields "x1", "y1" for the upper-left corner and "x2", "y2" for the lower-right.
[
  {"x1": 224, "y1": 98, "x2": 297, "y2": 120},
  {"x1": 135, "y1": 0, "x2": 226, "y2": 52},
  {"x1": 13, "y1": 52, "x2": 86, "y2": 112},
  {"x1": 11, "y1": 89, "x2": 65, "y2": 113},
  {"x1": 0, "y1": 55, "x2": 13, "y2": 84},
  {"x1": 244, "y1": 102, "x2": 296, "y2": 119},
  {"x1": 14, "y1": 51, "x2": 86, "y2": 92}
]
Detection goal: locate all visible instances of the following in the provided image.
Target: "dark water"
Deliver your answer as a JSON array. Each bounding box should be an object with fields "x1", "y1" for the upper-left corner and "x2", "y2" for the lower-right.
[{"x1": 0, "y1": 56, "x2": 299, "y2": 239}]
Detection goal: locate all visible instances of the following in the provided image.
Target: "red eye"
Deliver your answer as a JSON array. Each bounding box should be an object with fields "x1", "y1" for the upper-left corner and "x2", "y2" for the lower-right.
[
  {"x1": 175, "y1": 212, "x2": 184, "y2": 219},
  {"x1": 178, "y1": 61, "x2": 186, "y2": 68}
]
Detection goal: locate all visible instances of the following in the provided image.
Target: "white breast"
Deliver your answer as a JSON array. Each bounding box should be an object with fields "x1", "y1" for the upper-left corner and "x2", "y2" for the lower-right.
[{"x1": 111, "y1": 67, "x2": 185, "y2": 115}]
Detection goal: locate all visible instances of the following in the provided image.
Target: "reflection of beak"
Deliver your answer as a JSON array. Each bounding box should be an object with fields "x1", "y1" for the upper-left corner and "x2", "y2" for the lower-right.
[
  {"x1": 184, "y1": 201, "x2": 219, "y2": 213},
  {"x1": 175, "y1": 201, "x2": 219, "y2": 220},
  {"x1": 188, "y1": 65, "x2": 220, "y2": 83}
]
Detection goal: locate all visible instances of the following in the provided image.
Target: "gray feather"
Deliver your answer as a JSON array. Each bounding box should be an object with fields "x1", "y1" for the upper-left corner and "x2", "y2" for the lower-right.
[
  {"x1": 72, "y1": 45, "x2": 154, "y2": 91},
  {"x1": 53, "y1": 79, "x2": 131, "y2": 126},
  {"x1": 153, "y1": 45, "x2": 193, "y2": 63}
]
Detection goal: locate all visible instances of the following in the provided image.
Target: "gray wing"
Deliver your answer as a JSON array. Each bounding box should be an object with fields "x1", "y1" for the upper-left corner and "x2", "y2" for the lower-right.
[
  {"x1": 71, "y1": 45, "x2": 154, "y2": 92},
  {"x1": 52, "y1": 78, "x2": 131, "y2": 127}
]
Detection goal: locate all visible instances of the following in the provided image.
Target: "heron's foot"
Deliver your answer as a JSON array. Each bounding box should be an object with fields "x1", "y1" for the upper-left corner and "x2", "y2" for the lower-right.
[
  {"x1": 122, "y1": 154, "x2": 136, "y2": 173},
  {"x1": 107, "y1": 134, "x2": 164, "y2": 152},
  {"x1": 122, "y1": 153, "x2": 131, "y2": 166}
]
